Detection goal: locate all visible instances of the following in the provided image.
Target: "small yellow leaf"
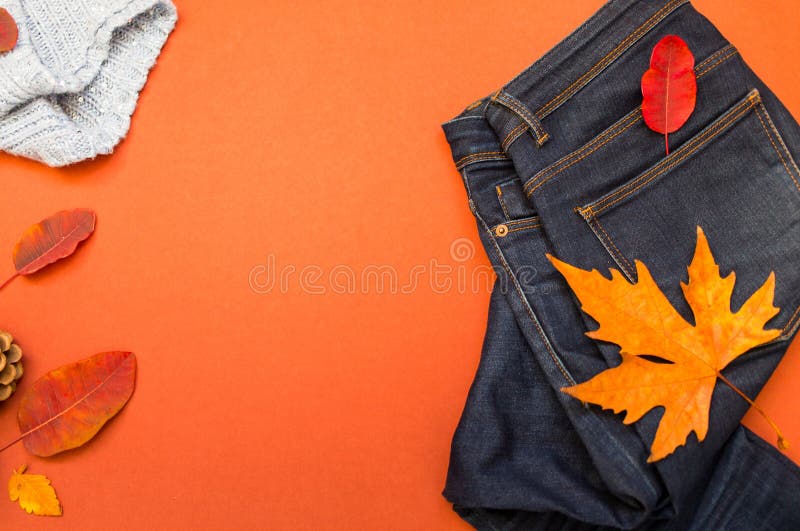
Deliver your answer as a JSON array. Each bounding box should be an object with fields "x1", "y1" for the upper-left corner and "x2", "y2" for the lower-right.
[{"x1": 8, "y1": 465, "x2": 62, "y2": 516}]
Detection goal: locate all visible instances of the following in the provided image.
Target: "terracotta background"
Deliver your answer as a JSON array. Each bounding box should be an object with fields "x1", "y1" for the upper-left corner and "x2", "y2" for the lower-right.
[{"x1": 0, "y1": 0, "x2": 798, "y2": 528}]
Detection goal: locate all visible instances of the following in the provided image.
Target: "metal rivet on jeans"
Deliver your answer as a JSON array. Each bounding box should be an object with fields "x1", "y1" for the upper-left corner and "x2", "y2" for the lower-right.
[{"x1": 495, "y1": 224, "x2": 509, "y2": 237}]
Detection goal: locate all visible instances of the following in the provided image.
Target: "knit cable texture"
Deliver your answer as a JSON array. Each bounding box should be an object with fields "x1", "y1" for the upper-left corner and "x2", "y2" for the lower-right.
[{"x1": 0, "y1": 0, "x2": 177, "y2": 166}]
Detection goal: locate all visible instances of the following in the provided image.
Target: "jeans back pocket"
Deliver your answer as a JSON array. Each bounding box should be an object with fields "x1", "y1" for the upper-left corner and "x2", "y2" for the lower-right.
[{"x1": 576, "y1": 89, "x2": 800, "y2": 340}]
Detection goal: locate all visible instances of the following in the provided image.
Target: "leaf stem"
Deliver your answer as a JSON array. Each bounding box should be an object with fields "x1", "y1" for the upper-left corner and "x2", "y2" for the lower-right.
[
  {"x1": 0, "y1": 432, "x2": 25, "y2": 454},
  {"x1": 0, "y1": 272, "x2": 18, "y2": 292},
  {"x1": 665, "y1": 133, "x2": 670, "y2": 156},
  {"x1": 717, "y1": 372, "x2": 789, "y2": 450}
]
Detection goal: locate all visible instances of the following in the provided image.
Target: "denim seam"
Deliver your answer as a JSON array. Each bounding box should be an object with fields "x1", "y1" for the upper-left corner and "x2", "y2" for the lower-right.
[
  {"x1": 442, "y1": 115, "x2": 488, "y2": 126},
  {"x1": 694, "y1": 44, "x2": 732, "y2": 70},
  {"x1": 506, "y1": 223, "x2": 542, "y2": 234},
  {"x1": 594, "y1": 216, "x2": 635, "y2": 278},
  {"x1": 473, "y1": 206, "x2": 577, "y2": 386},
  {"x1": 525, "y1": 108, "x2": 642, "y2": 196},
  {"x1": 752, "y1": 98, "x2": 800, "y2": 341},
  {"x1": 524, "y1": 46, "x2": 740, "y2": 197},
  {"x1": 497, "y1": 92, "x2": 550, "y2": 142},
  {"x1": 753, "y1": 104, "x2": 800, "y2": 193},
  {"x1": 575, "y1": 89, "x2": 800, "y2": 337},
  {"x1": 581, "y1": 214, "x2": 637, "y2": 281},
  {"x1": 465, "y1": 99, "x2": 484, "y2": 112},
  {"x1": 461, "y1": 167, "x2": 476, "y2": 210},
  {"x1": 495, "y1": 185, "x2": 513, "y2": 220},
  {"x1": 492, "y1": 0, "x2": 712, "y2": 156},
  {"x1": 501, "y1": 122, "x2": 528, "y2": 151},
  {"x1": 535, "y1": 0, "x2": 690, "y2": 119},
  {"x1": 498, "y1": 217, "x2": 543, "y2": 228},
  {"x1": 584, "y1": 90, "x2": 760, "y2": 216},
  {"x1": 780, "y1": 306, "x2": 800, "y2": 340},
  {"x1": 491, "y1": 91, "x2": 550, "y2": 146},
  {"x1": 695, "y1": 45, "x2": 739, "y2": 78},
  {"x1": 455, "y1": 151, "x2": 510, "y2": 170},
  {"x1": 491, "y1": 220, "x2": 543, "y2": 235}
]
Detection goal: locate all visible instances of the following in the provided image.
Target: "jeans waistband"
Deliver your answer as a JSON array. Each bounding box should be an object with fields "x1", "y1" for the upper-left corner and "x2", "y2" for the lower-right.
[{"x1": 443, "y1": 0, "x2": 691, "y2": 166}]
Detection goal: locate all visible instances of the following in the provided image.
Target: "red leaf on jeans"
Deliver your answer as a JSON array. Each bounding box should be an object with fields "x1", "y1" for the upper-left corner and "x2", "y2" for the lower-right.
[
  {"x1": 641, "y1": 35, "x2": 697, "y2": 155},
  {"x1": 0, "y1": 8, "x2": 18, "y2": 52}
]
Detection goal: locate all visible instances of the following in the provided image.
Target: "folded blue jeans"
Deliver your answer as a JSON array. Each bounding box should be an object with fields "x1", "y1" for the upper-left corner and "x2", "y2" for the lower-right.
[{"x1": 442, "y1": 1, "x2": 800, "y2": 529}]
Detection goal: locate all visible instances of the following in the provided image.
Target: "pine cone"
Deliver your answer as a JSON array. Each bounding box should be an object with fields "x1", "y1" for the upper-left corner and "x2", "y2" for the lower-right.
[{"x1": 0, "y1": 331, "x2": 22, "y2": 401}]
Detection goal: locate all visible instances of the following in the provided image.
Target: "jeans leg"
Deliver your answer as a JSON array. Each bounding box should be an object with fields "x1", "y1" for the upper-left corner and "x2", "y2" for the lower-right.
[
  {"x1": 687, "y1": 426, "x2": 800, "y2": 531},
  {"x1": 445, "y1": 280, "x2": 634, "y2": 530},
  {"x1": 444, "y1": 112, "x2": 666, "y2": 529}
]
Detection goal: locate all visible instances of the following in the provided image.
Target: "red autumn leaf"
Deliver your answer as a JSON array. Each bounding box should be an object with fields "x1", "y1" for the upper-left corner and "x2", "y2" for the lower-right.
[
  {"x1": 12, "y1": 209, "x2": 96, "y2": 276},
  {"x1": 0, "y1": 8, "x2": 18, "y2": 52},
  {"x1": 641, "y1": 35, "x2": 697, "y2": 155},
  {"x1": 13, "y1": 352, "x2": 136, "y2": 457}
]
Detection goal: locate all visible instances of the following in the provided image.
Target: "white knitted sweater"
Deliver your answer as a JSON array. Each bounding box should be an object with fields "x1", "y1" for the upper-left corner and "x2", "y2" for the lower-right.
[{"x1": 0, "y1": 0, "x2": 177, "y2": 166}]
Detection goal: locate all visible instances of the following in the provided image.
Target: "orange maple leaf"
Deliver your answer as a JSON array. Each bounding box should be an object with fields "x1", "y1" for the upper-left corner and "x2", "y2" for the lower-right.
[{"x1": 548, "y1": 227, "x2": 784, "y2": 462}]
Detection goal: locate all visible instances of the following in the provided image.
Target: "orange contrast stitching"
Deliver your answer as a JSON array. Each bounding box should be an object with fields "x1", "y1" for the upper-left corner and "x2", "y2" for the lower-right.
[
  {"x1": 525, "y1": 109, "x2": 643, "y2": 196},
  {"x1": 493, "y1": 219, "x2": 543, "y2": 234},
  {"x1": 504, "y1": 95, "x2": 547, "y2": 139},
  {"x1": 782, "y1": 305, "x2": 800, "y2": 338},
  {"x1": 696, "y1": 46, "x2": 738, "y2": 79},
  {"x1": 695, "y1": 44, "x2": 732, "y2": 72},
  {"x1": 695, "y1": 51, "x2": 738, "y2": 79},
  {"x1": 496, "y1": 185, "x2": 512, "y2": 220},
  {"x1": 465, "y1": 169, "x2": 570, "y2": 382},
  {"x1": 455, "y1": 151, "x2": 509, "y2": 170},
  {"x1": 591, "y1": 215, "x2": 635, "y2": 278},
  {"x1": 537, "y1": 0, "x2": 689, "y2": 119},
  {"x1": 507, "y1": 222, "x2": 542, "y2": 234},
  {"x1": 494, "y1": 93, "x2": 549, "y2": 145},
  {"x1": 695, "y1": 44, "x2": 730, "y2": 66},
  {"x1": 592, "y1": 91, "x2": 760, "y2": 215},
  {"x1": 753, "y1": 102, "x2": 800, "y2": 336},
  {"x1": 523, "y1": 46, "x2": 739, "y2": 197},
  {"x1": 505, "y1": 217, "x2": 541, "y2": 227},
  {"x1": 753, "y1": 104, "x2": 800, "y2": 193},
  {"x1": 502, "y1": 123, "x2": 528, "y2": 151},
  {"x1": 484, "y1": 225, "x2": 575, "y2": 384}
]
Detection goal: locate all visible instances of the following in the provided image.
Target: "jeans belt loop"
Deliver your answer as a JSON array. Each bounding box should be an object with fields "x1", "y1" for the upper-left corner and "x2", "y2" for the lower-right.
[{"x1": 490, "y1": 90, "x2": 550, "y2": 147}]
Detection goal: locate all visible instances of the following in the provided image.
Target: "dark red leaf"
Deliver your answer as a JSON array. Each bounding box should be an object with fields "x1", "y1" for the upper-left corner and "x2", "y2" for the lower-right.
[
  {"x1": 12, "y1": 209, "x2": 96, "y2": 276},
  {"x1": 641, "y1": 35, "x2": 697, "y2": 154},
  {"x1": 0, "y1": 8, "x2": 18, "y2": 52}
]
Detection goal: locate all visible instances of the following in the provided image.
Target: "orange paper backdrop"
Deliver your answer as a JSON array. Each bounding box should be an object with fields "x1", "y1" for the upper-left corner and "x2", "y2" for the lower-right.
[{"x1": 0, "y1": 1, "x2": 798, "y2": 528}]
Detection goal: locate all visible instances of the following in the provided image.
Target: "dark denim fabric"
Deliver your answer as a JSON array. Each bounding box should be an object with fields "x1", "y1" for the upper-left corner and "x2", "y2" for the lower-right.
[{"x1": 442, "y1": 1, "x2": 800, "y2": 529}]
